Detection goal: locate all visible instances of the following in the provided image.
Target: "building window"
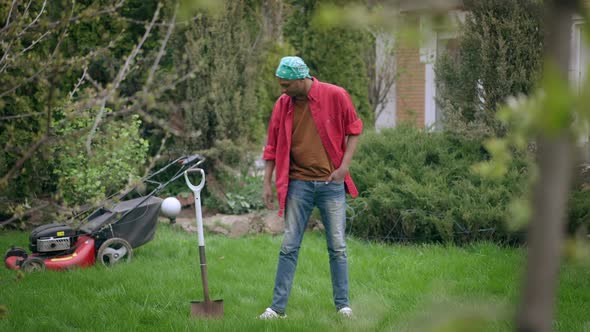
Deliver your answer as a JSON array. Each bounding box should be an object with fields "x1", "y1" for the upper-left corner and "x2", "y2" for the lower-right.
[{"x1": 571, "y1": 21, "x2": 589, "y2": 89}]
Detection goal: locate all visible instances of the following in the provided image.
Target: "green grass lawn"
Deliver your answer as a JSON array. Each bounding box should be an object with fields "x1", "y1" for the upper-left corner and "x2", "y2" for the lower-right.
[{"x1": 0, "y1": 224, "x2": 589, "y2": 332}]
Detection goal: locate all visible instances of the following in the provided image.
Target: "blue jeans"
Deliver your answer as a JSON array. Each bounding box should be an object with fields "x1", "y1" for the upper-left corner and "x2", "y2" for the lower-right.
[{"x1": 270, "y1": 179, "x2": 349, "y2": 313}]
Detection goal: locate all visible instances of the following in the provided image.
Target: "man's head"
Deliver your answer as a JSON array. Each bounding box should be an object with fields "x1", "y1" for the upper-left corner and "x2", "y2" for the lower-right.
[{"x1": 275, "y1": 56, "x2": 311, "y2": 97}]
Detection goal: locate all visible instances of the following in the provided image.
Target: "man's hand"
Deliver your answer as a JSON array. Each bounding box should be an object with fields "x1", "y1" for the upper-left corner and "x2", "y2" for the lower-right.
[
  {"x1": 327, "y1": 135, "x2": 359, "y2": 183},
  {"x1": 263, "y1": 182, "x2": 275, "y2": 209},
  {"x1": 327, "y1": 166, "x2": 348, "y2": 183}
]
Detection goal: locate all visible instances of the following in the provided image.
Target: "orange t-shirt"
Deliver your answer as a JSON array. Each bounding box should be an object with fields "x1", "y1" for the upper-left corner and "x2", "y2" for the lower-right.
[{"x1": 289, "y1": 98, "x2": 334, "y2": 181}]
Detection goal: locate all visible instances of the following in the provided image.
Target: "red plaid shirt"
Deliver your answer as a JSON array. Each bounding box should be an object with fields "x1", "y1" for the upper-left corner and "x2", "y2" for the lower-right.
[{"x1": 263, "y1": 78, "x2": 363, "y2": 216}]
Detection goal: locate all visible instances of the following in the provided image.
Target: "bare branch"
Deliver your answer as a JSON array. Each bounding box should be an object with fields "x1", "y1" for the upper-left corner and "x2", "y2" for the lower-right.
[
  {"x1": 0, "y1": 112, "x2": 45, "y2": 121},
  {"x1": 43, "y1": 0, "x2": 126, "y2": 31},
  {"x1": 371, "y1": 30, "x2": 397, "y2": 120},
  {"x1": 0, "y1": 200, "x2": 50, "y2": 227},
  {"x1": 156, "y1": 67, "x2": 200, "y2": 93},
  {"x1": 110, "y1": 94, "x2": 199, "y2": 139},
  {"x1": 83, "y1": 72, "x2": 103, "y2": 90},
  {"x1": 118, "y1": 12, "x2": 203, "y2": 27},
  {"x1": 0, "y1": 134, "x2": 49, "y2": 189},
  {"x1": 0, "y1": 1, "x2": 72, "y2": 182},
  {"x1": 19, "y1": 30, "x2": 51, "y2": 55},
  {"x1": 85, "y1": 98, "x2": 106, "y2": 152},
  {"x1": 84, "y1": 2, "x2": 162, "y2": 154},
  {"x1": 68, "y1": 66, "x2": 88, "y2": 99},
  {"x1": 0, "y1": 0, "x2": 122, "y2": 82},
  {"x1": 145, "y1": 4, "x2": 177, "y2": 88},
  {"x1": 0, "y1": 0, "x2": 35, "y2": 67},
  {"x1": 0, "y1": 65, "x2": 47, "y2": 98},
  {"x1": 134, "y1": 107, "x2": 194, "y2": 138},
  {"x1": 17, "y1": 0, "x2": 47, "y2": 38},
  {"x1": 0, "y1": 0, "x2": 45, "y2": 71},
  {"x1": 1, "y1": 1, "x2": 197, "y2": 186},
  {"x1": 142, "y1": 132, "x2": 170, "y2": 177},
  {"x1": 113, "y1": 4, "x2": 162, "y2": 92},
  {"x1": 1, "y1": 37, "x2": 118, "y2": 98},
  {"x1": 4, "y1": 0, "x2": 17, "y2": 29},
  {"x1": 0, "y1": 33, "x2": 17, "y2": 73},
  {"x1": 0, "y1": 0, "x2": 77, "y2": 86},
  {"x1": 22, "y1": 0, "x2": 33, "y2": 21},
  {"x1": 1, "y1": 0, "x2": 125, "y2": 33}
]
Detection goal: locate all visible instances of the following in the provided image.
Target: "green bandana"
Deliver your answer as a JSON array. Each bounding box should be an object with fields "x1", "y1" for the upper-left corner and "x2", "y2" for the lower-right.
[{"x1": 275, "y1": 56, "x2": 311, "y2": 80}]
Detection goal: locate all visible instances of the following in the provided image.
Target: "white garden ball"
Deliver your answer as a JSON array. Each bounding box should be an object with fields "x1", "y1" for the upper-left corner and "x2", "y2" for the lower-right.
[{"x1": 161, "y1": 197, "x2": 182, "y2": 218}]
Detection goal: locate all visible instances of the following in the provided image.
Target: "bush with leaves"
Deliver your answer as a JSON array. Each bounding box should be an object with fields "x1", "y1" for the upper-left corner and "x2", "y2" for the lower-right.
[
  {"x1": 0, "y1": 0, "x2": 181, "y2": 225},
  {"x1": 198, "y1": 139, "x2": 265, "y2": 215},
  {"x1": 51, "y1": 108, "x2": 148, "y2": 206},
  {"x1": 349, "y1": 126, "x2": 533, "y2": 244}
]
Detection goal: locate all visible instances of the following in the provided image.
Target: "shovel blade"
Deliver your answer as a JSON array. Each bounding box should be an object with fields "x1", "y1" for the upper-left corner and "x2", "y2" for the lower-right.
[{"x1": 190, "y1": 299, "x2": 224, "y2": 318}]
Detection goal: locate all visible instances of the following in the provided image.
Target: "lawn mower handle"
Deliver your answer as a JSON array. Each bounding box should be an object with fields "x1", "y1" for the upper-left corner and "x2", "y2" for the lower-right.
[{"x1": 181, "y1": 154, "x2": 205, "y2": 166}]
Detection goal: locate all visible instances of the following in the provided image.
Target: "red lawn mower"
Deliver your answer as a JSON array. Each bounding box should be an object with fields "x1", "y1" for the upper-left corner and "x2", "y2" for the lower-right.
[{"x1": 4, "y1": 155, "x2": 204, "y2": 272}]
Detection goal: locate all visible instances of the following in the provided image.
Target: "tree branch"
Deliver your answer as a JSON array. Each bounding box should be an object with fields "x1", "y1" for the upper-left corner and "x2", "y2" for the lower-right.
[
  {"x1": 0, "y1": 0, "x2": 46, "y2": 73},
  {"x1": 68, "y1": 66, "x2": 88, "y2": 99},
  {"x1": 0, "y1": 134, "x2": 49, "y2": 189},
  {"x1": 145, "y1": 3, "x2": 177, "y2": 89},
  {"x1": 85, "y1": 2, "x2": 162, "y2": 154},
  {"x1": 516, "y1": 1, "x2": 581, "y2": 331},
  {"x1": 4, "y1": 0, "x2": 18, "y2": 29},
  {"x1": 0, "y1": 66, "x2": 46, "y2": 98},
  {"x1": 1, "y1": 0, "x2": 125, "y2": 33},
  {"x1": 0, "y1": 200, "x2": 50, "y2": 227},
  {"x1": 17, "y1": 0, "x2": 47, "y2": 38},
  {"x1": 0, "y1": 112, "x2": 45, "y2": 121},
  {"x1": 19, "y1": 30, "x2": 51, "y2": 55}
]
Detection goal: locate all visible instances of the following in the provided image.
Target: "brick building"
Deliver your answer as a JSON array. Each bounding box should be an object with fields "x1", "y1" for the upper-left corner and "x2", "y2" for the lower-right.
[{"x1": 375, "y1": 1, "x2": 590, "y2": 130}]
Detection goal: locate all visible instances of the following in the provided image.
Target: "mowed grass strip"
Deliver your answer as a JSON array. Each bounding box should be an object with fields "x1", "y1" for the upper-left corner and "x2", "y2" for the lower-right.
[{"x1": 0, "y1": 224, "x2": 588, "y2": 331}]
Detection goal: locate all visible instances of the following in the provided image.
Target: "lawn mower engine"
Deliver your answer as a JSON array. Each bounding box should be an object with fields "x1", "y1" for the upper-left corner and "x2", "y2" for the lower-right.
[
  {"x1": 5, "y1": 223, "x2": 93, "y2": 272},
  {"x1": 29, "y1": 224, "x2": 76, "y2": 254}
]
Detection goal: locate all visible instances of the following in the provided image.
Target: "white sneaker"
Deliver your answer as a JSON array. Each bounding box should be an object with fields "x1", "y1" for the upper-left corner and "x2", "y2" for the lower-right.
[
  {"x1": 337, "y1": 306, "x2": 353, "y2": 318},
  {"x1": 258, "y1": 307, "x2": 286, "y2": 320}
]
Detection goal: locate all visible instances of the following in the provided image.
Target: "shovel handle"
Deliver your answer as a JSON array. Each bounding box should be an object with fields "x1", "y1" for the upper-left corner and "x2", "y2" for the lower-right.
[
  {"x1": 199, "y1": 245, "x2": 211, "y2": 302},
  {"x1": 185, "y1": 168, "x2": 214, "y2": 304},
  {"x1": 184, "y1": 168, "x2": 205, "y2": 193},
  {"x1": 185, "y1": 168, "x2": 206, "y2": 246}
]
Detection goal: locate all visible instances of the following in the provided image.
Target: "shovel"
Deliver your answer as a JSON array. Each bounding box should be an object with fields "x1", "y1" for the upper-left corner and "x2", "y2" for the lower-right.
[{"x1": 184, "y1": 167, "x2": 224, "y2": 318}]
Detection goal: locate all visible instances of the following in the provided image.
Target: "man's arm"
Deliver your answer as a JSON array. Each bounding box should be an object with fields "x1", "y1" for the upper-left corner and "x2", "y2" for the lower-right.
[
  {"x1": 328, "y1": 134, "x2": 360, "y2": 182},
  {"x1": 263, "y1": 160, "x2": 276, "y2": 209}
]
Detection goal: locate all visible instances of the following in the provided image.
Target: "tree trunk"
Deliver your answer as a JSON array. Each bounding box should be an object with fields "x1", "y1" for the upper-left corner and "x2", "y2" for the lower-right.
[
  {"x1": 516, "y1": 1, "x2": 580, "y2": 331},
  {"x1": 517, "y1": 135, "x2": 573, "y2": 332}
]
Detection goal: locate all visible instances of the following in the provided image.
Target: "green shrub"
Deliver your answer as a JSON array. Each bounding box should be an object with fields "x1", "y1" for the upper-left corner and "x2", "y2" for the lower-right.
[
  {"x1": 202, "y1": 171, "x2": 265, "y2": 215},
  {"x1": 189, "y1": 139, "x2": 265, "y2": 215},
  {"x1": 568, "y1": 187, "x2": 590, "y2": 235},
  {"x1": 435, "y1": 0, "x2": 543, "y2": 138},
  {"x1": 177, "y1": 1, "x2": 264, "y2": 152},
  {"x1": 349, "y1": 126, "x2": 531, "y2": 244},
  {"x1": 51, "y1": 108, "x2": 149, "y2": 206}
]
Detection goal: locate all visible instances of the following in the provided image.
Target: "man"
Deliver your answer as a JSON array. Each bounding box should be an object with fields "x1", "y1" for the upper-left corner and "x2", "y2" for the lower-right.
[{"x1": 259, "y1": 56, "x2": 362, "y2": 319}]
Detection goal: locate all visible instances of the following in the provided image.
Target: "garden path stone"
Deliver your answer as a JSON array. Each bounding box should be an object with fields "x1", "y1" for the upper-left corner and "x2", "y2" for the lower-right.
[
  {"x1": 162, "y1": 208, "x2": 286, "y2": 237},
  {"x1": 161, "y1": 207, "x2": 322, "y2": 237}
]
